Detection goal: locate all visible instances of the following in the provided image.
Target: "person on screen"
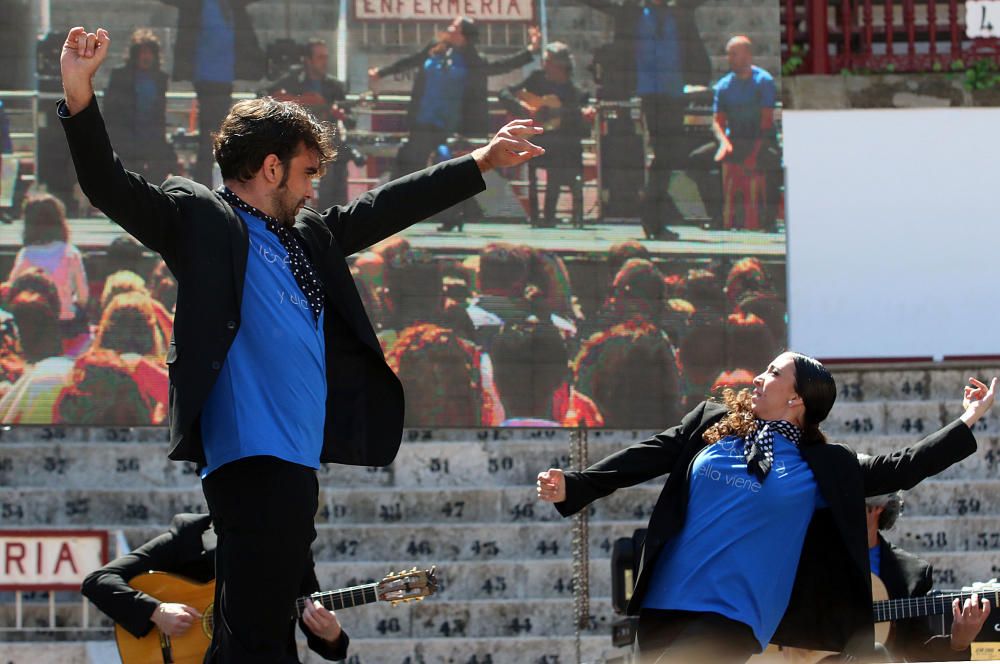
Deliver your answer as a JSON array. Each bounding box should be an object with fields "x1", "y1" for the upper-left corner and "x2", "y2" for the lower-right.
[
  {"x1": 571, "y1": 0, "x2": 712, "y2": 240},
  {"x1": 537, "y1": 353, "x2": 996, "y2": 663},
  {"x1": 103, "y1": 29, "x2": 177, "y2": 184},
  {"x1": 7, "y1": 194, "x2": 89, "y2": 337},
  {"x1": 55, "y1": 349, "x2": 154, "y2": 425},
  {"x1": 572, "y1": 318, "x2": 682, "y2": 429},
  {"x1": 0, "y1": 290, "x2": 73, "y2": 423},
  {"x1": 369, "y1": 17, "x2": 541, "y2": 180},
  {"x1": 499, "y1": 42, "x2": 594, "y2": 228},
  {"x1": 385, "y1": 322, "x2": 484, "y2": 427},
  {"x1": 689, "y1": 36, "x2": 780, "y2": 231},
  {"x1": 491, "y1": 319, "x2": 567, "y2": 427}
]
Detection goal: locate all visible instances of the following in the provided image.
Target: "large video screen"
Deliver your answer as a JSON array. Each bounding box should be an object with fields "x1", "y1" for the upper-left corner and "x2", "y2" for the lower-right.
[{"x1": 0, "y1": 0, "x2": 784, "y2": 428}]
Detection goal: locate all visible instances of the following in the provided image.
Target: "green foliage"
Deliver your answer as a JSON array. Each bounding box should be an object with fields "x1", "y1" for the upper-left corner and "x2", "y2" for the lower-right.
[
  {"x1": 962, "y1": 58, "x2": 1000, "y2": 91},
  {"x1": 782, "y1": 44, "x2": 806, "y2": 77}
]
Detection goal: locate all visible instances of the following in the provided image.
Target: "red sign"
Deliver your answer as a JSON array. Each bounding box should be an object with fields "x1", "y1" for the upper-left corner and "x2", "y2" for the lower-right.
[
  {"x1": 0, "y1": 530, "x2": 108, "y2": 591},
  {"x1": 355, "y1": 0, "x2": 534, "y2": 21}
]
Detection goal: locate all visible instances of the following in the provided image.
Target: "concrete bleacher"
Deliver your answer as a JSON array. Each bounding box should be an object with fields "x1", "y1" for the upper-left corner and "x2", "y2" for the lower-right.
[{"x1": 1, "y1": 362, "x2": 999, "y2": 662}]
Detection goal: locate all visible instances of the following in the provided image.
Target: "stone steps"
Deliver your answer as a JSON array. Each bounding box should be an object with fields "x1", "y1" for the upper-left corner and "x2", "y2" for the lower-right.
[
  {"x1": 1, "y1": 479, "x2": 997, "y2": 528},
  {"x1": 1, "y1": 635, "x2": 619, "y2": 664},
  {"x1": 1, "y1": 426, "x2": 997, "y2": 490}
]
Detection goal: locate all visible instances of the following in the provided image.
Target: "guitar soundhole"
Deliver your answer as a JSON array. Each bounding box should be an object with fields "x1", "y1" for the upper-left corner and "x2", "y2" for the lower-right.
[{"x1": 202, "y1": 603, "x2": 214, "y2": 639}]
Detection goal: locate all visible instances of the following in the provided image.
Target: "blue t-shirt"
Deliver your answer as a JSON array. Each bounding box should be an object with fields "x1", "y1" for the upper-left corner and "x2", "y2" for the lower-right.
[
  {"x1": 134, "y1": 71, "x2": 159, "y2": 139},
  {"x1": 415, "y1": 50, "x2": 467, "y2": 133},
  {"x1": 200, "y1": 209, "x2": 327, "y2": 477},
  {"x1": 194, "y1": 0, "x2": 236, "y2": 83},
  {"x1": 643, "y1": 434, "x2": 827, "y2": 650},
  {"x1": 635, "y1": 6, "x2": 684, "y2": 97},
  {"x1": 713, "y1": 66, "x2": 777, "y2": 140},
  {"x1": 869, "y1": 543, "x2": 881, "y2": 577}
]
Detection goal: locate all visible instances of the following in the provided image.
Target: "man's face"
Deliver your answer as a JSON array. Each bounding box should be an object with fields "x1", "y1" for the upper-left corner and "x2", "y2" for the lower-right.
[
  {"x1": 269, "y1": 145, "x2": 320, "y2": 226},
  {"x1": 444, "y1": 18, "x2": 468, "y2": 47},
  {"x1": 136, "y1": 45, "x2": 156, "y2": 71},
  {"x1": 727, "y1": 42, "x2": 753, "y2": 71},
  {"x1": 542, "y1": 54, "x2": 568, "y2": 81},
  {"x1": 304, "y1": 45, "x2": 329, "y2": 79}
]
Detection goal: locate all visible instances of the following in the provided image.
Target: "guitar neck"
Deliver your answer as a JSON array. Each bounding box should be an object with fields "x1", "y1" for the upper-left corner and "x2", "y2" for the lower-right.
[
  {"x1": 873, "y1": 589, "x2": 1000, "y2": 622},
  {"x1": 295, "y1": 583, "x2": 380, "y2": 617}
]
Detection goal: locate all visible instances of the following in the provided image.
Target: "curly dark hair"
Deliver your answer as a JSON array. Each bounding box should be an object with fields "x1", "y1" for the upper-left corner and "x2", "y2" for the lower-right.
[{"x1": 213, "y1": 97, "x2": 335, "y2": 183}]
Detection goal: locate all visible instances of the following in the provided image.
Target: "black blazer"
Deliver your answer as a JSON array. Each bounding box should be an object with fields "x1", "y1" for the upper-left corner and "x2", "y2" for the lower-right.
[
  {"x1": 158, "y1": 0, "x2": 265, "y2": 83},
  {"x1": 81, "y1": 513, "x2": 348, "y2": 660},
  {"x1": 555, "y1": 401, "x2": 978, "y2": 657},
  {"x1": 59, "y1": 96, "x2": 486, "y2": 467},
  {"x1": 878, "y1": 536, "x2": 969, "y2": 662},
  {"x1": 376, "y1": 43, "x2": 534, "y2": 137}
]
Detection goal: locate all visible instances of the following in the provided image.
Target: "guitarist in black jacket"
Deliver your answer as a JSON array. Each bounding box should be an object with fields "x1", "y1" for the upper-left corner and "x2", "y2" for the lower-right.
[
  {"x1": 81, "y1": 513, "x2": 349, "y2": 661},
  {"x1": 59, "y1": 25, "x2": 543, "y2": 663},
  {"x1": 538, "y1": 351, "x2": 996, "y2": 662},
  {"x1": 864, "y1": 491, "x2": 991, "y2": 661}
]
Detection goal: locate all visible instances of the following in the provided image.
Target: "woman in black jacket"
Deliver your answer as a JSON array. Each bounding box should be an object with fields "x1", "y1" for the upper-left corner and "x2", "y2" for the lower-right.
[{"x1": 537, "y1": 351, "x2": 995, "y2": 662}]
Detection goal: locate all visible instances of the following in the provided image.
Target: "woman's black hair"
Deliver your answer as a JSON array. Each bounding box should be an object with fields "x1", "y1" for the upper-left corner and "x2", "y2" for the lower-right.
[{"x1": 789, "y1": 352, "x2": 837, "y2": 444}]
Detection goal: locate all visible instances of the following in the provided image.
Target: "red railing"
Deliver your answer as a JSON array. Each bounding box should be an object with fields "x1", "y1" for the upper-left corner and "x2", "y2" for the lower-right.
[{"x1": 782, "y1": 0, "x2": 1000, "y2": 73}]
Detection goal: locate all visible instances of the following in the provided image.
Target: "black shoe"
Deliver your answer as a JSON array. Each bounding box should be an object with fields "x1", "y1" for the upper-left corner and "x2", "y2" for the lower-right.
[{"x1": 653, "y1": 228, "x2": 680, "y2": 241}]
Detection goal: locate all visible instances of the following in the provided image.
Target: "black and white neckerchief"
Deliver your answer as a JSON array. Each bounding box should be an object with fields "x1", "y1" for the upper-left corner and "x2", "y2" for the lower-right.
[
  {"x1": 218, "y1": 187, "x2": 324, "y2": 324},
  {"x1": 743, "y1": 419, "x2": 802, "y2": 481}
]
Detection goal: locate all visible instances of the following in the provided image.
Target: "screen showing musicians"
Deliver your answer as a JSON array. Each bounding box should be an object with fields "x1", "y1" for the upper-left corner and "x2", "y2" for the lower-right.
[{"x1": 262, "y1": 38, "x2": 354, "y2": 210}]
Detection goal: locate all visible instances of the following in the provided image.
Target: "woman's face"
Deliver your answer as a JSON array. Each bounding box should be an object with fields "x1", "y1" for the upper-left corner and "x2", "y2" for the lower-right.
[{"x1": 751, "y1": 352, "x2": 799, "y2": 420}]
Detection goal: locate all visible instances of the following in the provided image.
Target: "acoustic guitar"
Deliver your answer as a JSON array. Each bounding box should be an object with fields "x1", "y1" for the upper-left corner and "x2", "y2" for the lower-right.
[
  {"x1": 516, "y1": 90, "x2": 565, "y2": 131},
  {"x1": 115, "y1": 567, "x2": 437, "y2": 664},
  {"x1": 751, "y1": 576, "x2": 1000, "y2": 663}
]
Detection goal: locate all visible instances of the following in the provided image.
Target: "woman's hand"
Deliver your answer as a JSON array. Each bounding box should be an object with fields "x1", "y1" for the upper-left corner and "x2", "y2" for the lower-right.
[
  {"x1": 536, "y1": 468, "x2": 566, "y2": 503},
  {"x1": 960, "y1": 377, "x2": 997, "y2": 428}
]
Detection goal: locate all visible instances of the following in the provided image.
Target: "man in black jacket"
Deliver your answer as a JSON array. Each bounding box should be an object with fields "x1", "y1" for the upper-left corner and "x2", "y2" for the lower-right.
[
  {"x1": 158, "y1": 0, "x2": 266, "y2": 184},
  {"x1": 864, "y1": 491, "x2": 991, "y2": 661},
  {"x1": 81, "y1": 513, "x2": 349, "y2": 662},
  {"x1": 368, "y1": 17, "x2": 540, "y2": 178},
  {"x1": 103, "y1": 29, "x2": 177, "y2": 184},
  {"x1": 60, "y1": 25, "x2": 543, "y2": 663}
]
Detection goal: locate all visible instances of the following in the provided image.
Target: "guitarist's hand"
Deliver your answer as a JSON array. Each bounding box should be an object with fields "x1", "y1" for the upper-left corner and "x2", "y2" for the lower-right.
[
  {"x1": 303, "y1": 600, "x2": 343, "y2": 645},
  {"x1": 150, "y1": 602, "x2": 201, "y2": 636},
  {"x1": 950, "y1": 592, "x2": 991, "y2": 651}
]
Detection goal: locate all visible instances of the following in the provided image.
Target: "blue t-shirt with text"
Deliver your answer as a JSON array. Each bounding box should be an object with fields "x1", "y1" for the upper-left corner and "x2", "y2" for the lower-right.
[
  {"x1": 643, "y1": 434, "x2": 827, "y2": 650},
  {"x1": 713, "y1": 66, "x2": 777, "y2": 140},
  {"x1": 200, "y1": 209, "x2": 326, "y2": 477}
]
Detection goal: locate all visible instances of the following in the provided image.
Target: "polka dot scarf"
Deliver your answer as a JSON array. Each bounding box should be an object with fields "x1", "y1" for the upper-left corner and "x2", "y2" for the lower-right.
[
  {"x1": 219, "y1": 187, "x2": 325, "y2": 324},
  {"x1": 744, "y1": 419, "x2": 802, "y2": 481}
]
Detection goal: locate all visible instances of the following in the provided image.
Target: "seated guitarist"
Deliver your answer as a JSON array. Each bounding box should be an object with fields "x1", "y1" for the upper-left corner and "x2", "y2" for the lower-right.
[
  {"x1": 864, "y1": 492, "x2": 991, "y2": 662},
  {"x1": 262, "y1": 39, "x2": 353, "y2": 210},
  {"x1": 81, "y1": 513, "x2": 349, "y2": 661},
  {"x1": 499, "y1": 42, "x2": 595, "y2": 228}
]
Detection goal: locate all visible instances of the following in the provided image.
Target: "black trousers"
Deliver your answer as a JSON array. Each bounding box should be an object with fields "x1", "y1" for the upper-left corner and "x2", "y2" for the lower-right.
[
  {"x1": 636, "y1": 609, "x2": 760, "y2": 664},
  {"x1": 202, "y1": 456, "x2": 319, "y2": 664},
  {"x1": 639, "y1": 94, "x2": 688, "y2": 235},
  {"x1": 394, "y1": 123, "x2": 448, "y2": 178},
  {"x1": 193, "y1": 81, "x2": 234, "y2": 186},
  {"x1": 528, "y1": 162, "x2": 583, "y2": 226}
]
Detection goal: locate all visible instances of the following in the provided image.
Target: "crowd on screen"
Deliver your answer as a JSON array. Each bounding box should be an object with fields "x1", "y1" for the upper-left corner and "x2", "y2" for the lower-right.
[
  {"x1": 354, "y1": 237, "x2": 785, "y2": 428},
  {"x1": 0, "y1": 193, "x2": 176, "y2": 425},
  {"x1": 0, "y1": 192, "x2": 782, "y2": 427}
]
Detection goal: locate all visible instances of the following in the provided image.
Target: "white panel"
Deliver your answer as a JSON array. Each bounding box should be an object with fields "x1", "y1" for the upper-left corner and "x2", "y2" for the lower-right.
[{"x1": 783, "y1": 108, "x2": 1000, "y2": 360}]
